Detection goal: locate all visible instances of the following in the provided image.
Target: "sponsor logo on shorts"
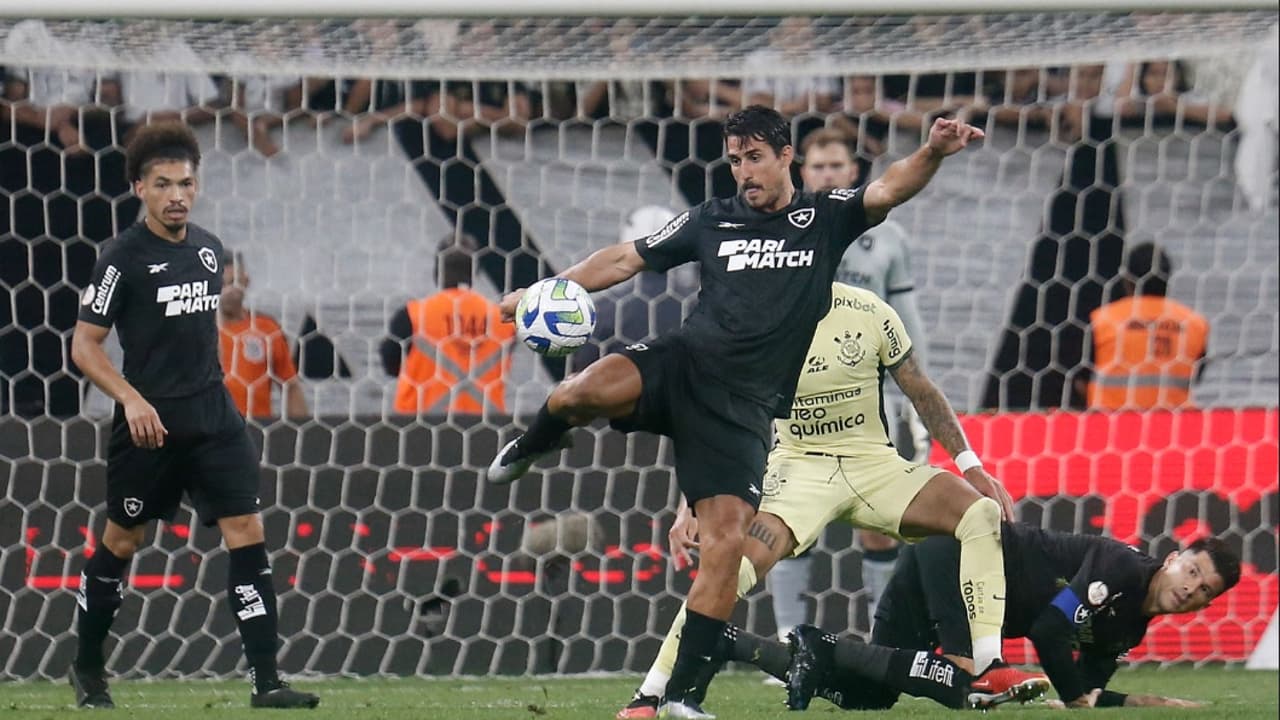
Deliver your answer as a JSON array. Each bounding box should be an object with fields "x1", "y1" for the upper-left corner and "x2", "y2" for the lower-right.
[{"x1": 123, "y1": 497, "x2": 143, "y2": 518}]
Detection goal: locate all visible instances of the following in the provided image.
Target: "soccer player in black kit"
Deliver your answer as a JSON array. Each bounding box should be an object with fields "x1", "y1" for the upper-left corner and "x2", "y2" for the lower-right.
[
  {"x1": 68, "y1": 123, "x2": 318, "y2": 710},
  {"x1": 485, "y1": 106, "x2": 1027, "y2": 718},
  {"x1": 726, "y1": 523, "x2": 1239, "y2": 710}
]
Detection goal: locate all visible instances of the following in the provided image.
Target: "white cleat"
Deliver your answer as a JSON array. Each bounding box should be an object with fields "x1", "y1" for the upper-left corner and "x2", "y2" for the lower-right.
[
  {"x1": 484, "y1": 434, "x2": 571, "y2": 485},
  {"x1": 658, "y1": 700, "x2": 716, "y2": 719}
]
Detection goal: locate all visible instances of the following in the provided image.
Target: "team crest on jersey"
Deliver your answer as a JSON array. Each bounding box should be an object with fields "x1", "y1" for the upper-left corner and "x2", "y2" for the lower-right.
[
  {"x1": 198, "y1": 247, "x2": 218, "y2": 274},
  {"x1": 787, "y1": 207, "x2": 815, "y2": 229},
  {"x1": 835, "y1": 330, "x2": 866, "y2": 367},
  {"x1": 123, "y1": 497, "x2": 143, "y2": 518}
]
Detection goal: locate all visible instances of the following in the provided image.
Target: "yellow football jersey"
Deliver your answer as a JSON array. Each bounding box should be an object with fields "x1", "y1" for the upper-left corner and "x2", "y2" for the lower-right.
[{"x1": 776, "y1": 283, "x2": 913, "y2": 457}]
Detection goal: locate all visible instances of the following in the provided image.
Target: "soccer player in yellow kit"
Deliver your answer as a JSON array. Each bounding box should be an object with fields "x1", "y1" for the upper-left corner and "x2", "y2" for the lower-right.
[{"x1": 619, "y1": 282, "x2": 1047, "y2": 718}]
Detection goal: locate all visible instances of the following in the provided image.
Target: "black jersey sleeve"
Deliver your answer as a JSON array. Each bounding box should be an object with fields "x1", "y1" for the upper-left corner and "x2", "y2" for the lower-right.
[
  {"x1": 1027, "y1": 603, "x2": 1087, "y2": 702},
  {"x1": 78, "y1": 241, "x2": 129, "y2": 328},
  {"x1": 633, "y1": 207, "x2": 700, "y2": 273},
  {"x1": 820, "y1": 186, "x2": 877, "y2": 249}
]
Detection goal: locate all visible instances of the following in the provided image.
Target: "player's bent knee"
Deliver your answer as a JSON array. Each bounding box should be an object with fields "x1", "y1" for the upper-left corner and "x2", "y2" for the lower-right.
[
  {"x1": 102, "y1": 521, "x2": 145, "y2": 558},
  {"x1": 954, "y1": 496, "x2": 1001, "y2": 542},
  {"x1": 218, "y1": 513, "x2": 265, "y2": 548}
]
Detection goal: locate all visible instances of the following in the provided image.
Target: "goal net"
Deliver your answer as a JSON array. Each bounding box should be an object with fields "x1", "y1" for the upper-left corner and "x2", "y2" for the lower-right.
[{"x1": 1, "y1": 7, "x2": 1277, "y2": 679}]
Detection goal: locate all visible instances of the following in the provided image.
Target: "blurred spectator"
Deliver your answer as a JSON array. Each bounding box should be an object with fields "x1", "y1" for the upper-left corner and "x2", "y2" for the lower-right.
[
  {"x1": 1114, "y1": 59, "x2": 1234, "y2": 128},
  {"x1": 984, "y1": 67, "x2": 1058, "y2": 132},
  {"x1": 1235, "y1": 23, "x2": 1278, "y2": 211},
  {"x1": 116, "y1": 35, "x2": 219, "y2": 136},
  {"x1": 575, "y1": 19, "x2": 667, "y2": 122},
  {"x1": 1075, "y1": 243, "x2": 1209, "y2": 410},
  {"x1": 341, "y1": 77, "x2": 435, "y2": 144},
  {"x1": 381, "y1": 246, "x2": 515, "y2": 416},
  {"x1": 743, "y1": 17, "x2": 840, "y2": 119},
  {"x1": 218, "y1": 251, "x2": 307, "y2": 419},
  {"x1": 1, "y1": 19, "x2": 96, "y2": 154}
]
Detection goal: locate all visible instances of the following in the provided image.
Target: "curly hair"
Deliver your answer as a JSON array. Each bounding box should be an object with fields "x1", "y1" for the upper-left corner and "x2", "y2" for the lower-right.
[{"x1": 125, "y1": 122, "x2": 201, "y2": 183}]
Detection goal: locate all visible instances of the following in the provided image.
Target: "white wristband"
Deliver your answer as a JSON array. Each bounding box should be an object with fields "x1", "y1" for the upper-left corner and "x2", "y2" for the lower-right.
[{"x1": 955, "y1": 450, "x2": 983, "y2": 473}]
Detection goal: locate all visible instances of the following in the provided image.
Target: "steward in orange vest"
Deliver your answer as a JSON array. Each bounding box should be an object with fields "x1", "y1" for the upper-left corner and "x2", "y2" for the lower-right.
[
  {"x1": 382, "y1": 250, "x2": 514, "y2": 415},
  {"x1": 1084, "y1": 243, "x2": 1208, "y2": 410}
]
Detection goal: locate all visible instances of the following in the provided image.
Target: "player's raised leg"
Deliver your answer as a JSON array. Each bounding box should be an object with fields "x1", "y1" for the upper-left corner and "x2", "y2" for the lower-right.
[{"x1": 487, "y1": 353, "x2": 642, "y2": 483}]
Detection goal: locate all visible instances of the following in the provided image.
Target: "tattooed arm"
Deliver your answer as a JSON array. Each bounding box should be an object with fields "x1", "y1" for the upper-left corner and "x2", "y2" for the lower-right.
[{"x1": 889, "y1": 354, "x2": 1015, "y2": 519}]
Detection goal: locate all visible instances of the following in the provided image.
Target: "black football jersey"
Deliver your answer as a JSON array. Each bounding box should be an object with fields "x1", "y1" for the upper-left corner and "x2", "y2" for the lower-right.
[
  {"x1": 78, "y1": 221, "x2": 226, "y2": 399},
  {"x1": 635, "y1": 188, "x2": 876, "y2": 416},
  {"x1": 1003, "y1": 523, "x2": 1164, "y2": 661}
]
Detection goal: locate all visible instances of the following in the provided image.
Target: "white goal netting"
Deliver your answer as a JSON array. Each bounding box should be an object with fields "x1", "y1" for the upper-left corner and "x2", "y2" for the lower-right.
[{"x1": 1, "y1": 10, "x2": 1277, "y2": 680}]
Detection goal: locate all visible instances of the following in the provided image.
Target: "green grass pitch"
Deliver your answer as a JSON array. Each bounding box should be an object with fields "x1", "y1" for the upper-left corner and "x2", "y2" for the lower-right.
[{"x1": 2, "y1": 667, "x2": 1276, "y2": 719}]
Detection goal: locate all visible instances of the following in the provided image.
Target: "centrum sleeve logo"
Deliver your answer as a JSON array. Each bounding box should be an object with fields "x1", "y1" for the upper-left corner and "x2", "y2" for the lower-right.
[
  {"x1": 645, "y1": 210, "x2": 689, "y2": 248},
  {"x1": 828, "y1": 188, "x2": 859, "y2": 202},
  {"x1": 90, "y1": 265, "x2": 120, "y2": 315}
]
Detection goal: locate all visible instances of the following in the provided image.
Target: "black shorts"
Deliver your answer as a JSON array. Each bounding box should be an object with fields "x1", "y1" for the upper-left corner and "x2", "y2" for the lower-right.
[
  {"x1": 872, "y1": 535, "x2": 971, "y2": 656},
  {"x1": 106, "y1": 383, "x2": 261, "y2": 528},
  {"x1": 609, "y1": 336, "x2": 773, "y2": 509}
]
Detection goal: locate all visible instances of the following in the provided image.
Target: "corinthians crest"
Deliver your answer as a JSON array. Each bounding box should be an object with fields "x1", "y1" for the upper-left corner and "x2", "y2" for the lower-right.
[{"x1": 835, "y1": 330, "x2": 866, "y2": 367}]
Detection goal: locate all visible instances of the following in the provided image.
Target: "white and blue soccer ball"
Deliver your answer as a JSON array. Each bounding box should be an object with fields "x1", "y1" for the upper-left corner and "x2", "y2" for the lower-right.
[{"x1": 515, "y1": 278, "x2": 597, "y2": 357}]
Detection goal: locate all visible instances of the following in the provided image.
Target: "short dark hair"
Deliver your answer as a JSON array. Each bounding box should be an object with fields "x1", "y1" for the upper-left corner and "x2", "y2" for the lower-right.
[
  {"x1": 438, "y1": 248, "x2": 473, "y2": 289},
  {"x1": 800, "y1": 127, "x2": 856, "y2": 161},
  {"x1": 724, "y1": 105, "x2": 791, "y2": 156},
  {"x1": 1186, "y1": 537, "x2": 1242, "y2": 593},
  {"x1": 126, "y1": 122, "x2": 202, "y2": 183},
  {"x1": 1124, "y1": 242, "x2": 1174, "y2": 297}
]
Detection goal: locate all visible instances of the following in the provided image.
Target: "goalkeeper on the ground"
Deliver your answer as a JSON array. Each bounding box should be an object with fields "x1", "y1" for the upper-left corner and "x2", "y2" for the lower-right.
[
  {"x1": 725, "y1": 523, "x2": 1240, "y2": 710},
  {"x1": 617, "y1": 280, "x2": 1045, "y2": 719}
]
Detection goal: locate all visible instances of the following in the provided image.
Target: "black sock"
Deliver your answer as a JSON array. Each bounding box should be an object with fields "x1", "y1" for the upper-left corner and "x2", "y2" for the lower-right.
[
  {"x1": 226, "y1": 543, "x2": 280, "y2": 691},
  {"x1": 879, "y1": 646, "x2": 972, "y2": 709},
  {"x1": 726, "y1": 625, "x2": 791, "y2": 681},
  {"x1": 516, "y1": 401, "x2": 572, "y2": 455},
  {"x1": 75, "y1": 547, "x2": 130, "y2": 671},
  {"x1": 664, "y1": 610, "x2": 727, "y2": 704}
]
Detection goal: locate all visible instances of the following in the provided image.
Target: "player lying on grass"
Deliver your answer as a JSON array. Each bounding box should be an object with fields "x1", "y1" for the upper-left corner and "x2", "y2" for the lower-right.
[
  {"x1": 720, "y1": 523, "x2": 1239, "y2": 710},
  {"x1": 617, "y1": 281, "x2": 1043, "y2": 719}
]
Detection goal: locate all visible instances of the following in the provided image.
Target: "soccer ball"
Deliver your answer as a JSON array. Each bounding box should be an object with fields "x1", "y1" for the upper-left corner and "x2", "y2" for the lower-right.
[{"x1": 514, "y1": 278, "x2": 597, "y2": 357}]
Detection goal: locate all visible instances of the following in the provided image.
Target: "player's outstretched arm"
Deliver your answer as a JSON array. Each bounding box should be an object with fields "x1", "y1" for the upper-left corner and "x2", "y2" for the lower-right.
[
  {"x1": 862, "y1": 118, "x2": 984, "y2": 225},
  {"x1": 498, "y1": 241, "x2": 647, "y2": 322},
  {"x1": 889, "y1": 354, "x2": 1014, "y2": 519},
  {"x1": 71, "y1": 320, "x2": 168, "y2": 448}
]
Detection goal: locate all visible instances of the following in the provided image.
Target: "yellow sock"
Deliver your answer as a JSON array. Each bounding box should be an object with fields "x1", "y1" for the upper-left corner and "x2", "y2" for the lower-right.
[
  {"x1": 954, "y1": 497, "x2": 1005, "y2": 673},
  {"x1": 637, "y1": 557, "x2": 757, "y2": 696}
]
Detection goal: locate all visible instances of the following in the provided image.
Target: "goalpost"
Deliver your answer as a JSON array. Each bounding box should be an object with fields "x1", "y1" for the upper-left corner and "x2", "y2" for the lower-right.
[{"x1": 1, "y1": 3, "x2": 1276, "y2": 680}]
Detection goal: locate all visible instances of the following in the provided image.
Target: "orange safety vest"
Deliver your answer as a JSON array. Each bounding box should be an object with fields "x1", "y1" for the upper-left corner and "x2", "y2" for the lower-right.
[
  {"x1": 218, "y1": 312, "x2": 298, "y2": 418},
  {"x1": 1087, "y1": 296, "x2": 1208, "y2": 410},
  {"x1": 394, "y1": 287, "x2": 515, "y2": 415}
]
